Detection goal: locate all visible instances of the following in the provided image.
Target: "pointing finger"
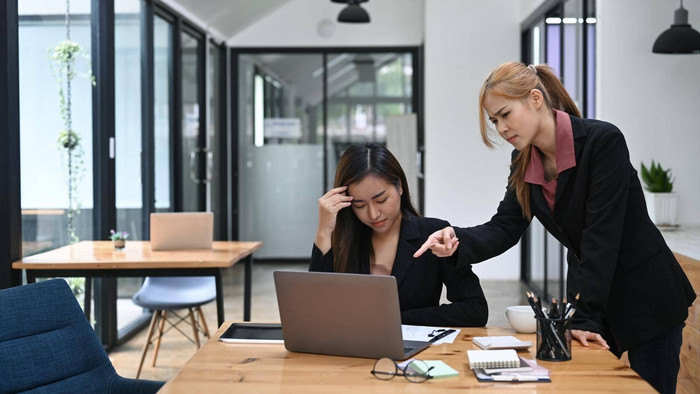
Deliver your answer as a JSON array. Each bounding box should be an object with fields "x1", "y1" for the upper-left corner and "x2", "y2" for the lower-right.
[{"x1": 413, "y1": 240, "x2": 435, "y2": 258}]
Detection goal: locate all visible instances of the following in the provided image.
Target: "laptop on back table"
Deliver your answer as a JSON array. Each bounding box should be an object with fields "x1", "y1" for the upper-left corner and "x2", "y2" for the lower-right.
[
  {"x1": 150, "y1": 212, "x2": 213, "y2": 251},
  {"x1": 273, "y1": 270, "x2": 430, "y2": 360}
]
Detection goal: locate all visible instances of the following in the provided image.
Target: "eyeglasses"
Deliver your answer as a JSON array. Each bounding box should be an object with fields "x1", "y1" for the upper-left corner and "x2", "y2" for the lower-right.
[{"x1": 370, "y1": 358, "x2": 434, "y2": 383}]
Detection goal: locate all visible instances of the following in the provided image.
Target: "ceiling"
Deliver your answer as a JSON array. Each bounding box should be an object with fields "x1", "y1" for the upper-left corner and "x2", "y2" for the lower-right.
[{"x1": 161, "y1": 0, "x2": 295, "y2": 41}]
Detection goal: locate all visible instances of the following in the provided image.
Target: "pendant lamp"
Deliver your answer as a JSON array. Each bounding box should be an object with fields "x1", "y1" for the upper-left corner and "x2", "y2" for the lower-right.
[
  {"x1": 332, "y1": 0, "x2": 370, "y2": 24},
  {"x1": 652, "y1": 0, "x2": 700, "y2": 54}
]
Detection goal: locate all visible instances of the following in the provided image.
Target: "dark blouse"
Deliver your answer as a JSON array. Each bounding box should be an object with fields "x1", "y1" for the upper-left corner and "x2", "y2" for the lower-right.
[{"x1": 310, "y1": 214, "x2": 488, "y2": 327}]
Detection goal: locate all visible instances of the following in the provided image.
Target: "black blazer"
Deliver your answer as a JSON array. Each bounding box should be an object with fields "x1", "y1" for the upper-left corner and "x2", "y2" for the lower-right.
[
  {"x1": 453, "y1": 114, "x2": 695, "y2": 352},
  {"x1": 310, "y1": 215, "x2": 488, "y2": 327}
]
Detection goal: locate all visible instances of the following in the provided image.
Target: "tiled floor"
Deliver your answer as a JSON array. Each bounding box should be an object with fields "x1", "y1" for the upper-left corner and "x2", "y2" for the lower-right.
[{"x1": 108, "y1": 261, "x2": 528, "y2": 382}]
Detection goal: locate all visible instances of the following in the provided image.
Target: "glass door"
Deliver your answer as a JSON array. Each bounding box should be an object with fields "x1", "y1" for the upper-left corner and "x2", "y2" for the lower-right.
[
  {"x1": 153, "y1": 14, "x2": 173, "y2": 212},
  {"x1": 324, "y1": 52, "x2": 416, "y2": 201},
  {"x1": 179, "y1": 29, "x2": 205, "y2": 212},
  {"x1": 236, "y1": 50, "x2": 417, "y2": 259},
  {"x1": 115, "y1": 0, "x2": 147, "y2": 334},
  {"x1": 238, "y1": 53, "x2": 324, "y2": 259}
]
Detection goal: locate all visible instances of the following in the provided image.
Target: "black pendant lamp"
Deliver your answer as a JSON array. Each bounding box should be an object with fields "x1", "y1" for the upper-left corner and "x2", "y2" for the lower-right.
[
  {"x1": 332, "y1": 0, "x2": 370, "y2": 24},
  {"x1": 653, "y1": 0, "x2": 700, "y2": 54}
]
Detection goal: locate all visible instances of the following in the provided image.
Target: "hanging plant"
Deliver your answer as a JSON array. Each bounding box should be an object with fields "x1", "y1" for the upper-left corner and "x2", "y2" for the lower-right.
[{"x1": 48, "y1": 2, "x2": 95, "y2": 244}]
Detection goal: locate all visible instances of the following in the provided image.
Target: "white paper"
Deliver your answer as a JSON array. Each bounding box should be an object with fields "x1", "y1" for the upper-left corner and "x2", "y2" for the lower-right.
[{"x1": 401, "y1": 324, "x2": 460, "y2": 345}]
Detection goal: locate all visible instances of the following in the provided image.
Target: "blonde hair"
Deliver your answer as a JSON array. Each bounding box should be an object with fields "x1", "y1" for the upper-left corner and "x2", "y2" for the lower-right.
[{"x1": 478, "y1": 62, "x2": 581, "y2": 219}]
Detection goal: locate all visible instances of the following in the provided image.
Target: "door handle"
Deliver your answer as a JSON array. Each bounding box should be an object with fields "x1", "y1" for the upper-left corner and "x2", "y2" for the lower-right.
[{"x1": 189, "y1": 148, "x2": 213, "y2": 184}]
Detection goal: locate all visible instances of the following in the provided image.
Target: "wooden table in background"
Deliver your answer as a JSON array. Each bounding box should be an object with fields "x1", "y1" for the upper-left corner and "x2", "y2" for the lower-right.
[
  {"x1": 12, "y1": 241, "x2": 263, "y2": 327},
  {"x1": 160, "y1": 324, "x2": 654, "y2": 393}
]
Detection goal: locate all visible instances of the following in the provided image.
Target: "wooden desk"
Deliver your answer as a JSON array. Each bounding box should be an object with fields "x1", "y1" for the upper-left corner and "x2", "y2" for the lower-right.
[
  {"x1": 12, "y1": 241, "x2": 263, "y2": 327},
  {"x1": 160, "y1": 323, "x2": 654, "y2": 393}
]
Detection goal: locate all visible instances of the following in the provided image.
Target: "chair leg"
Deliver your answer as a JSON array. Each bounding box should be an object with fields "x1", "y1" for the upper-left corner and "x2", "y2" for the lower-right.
[
  {"x1": 136, "y1": 311, "x2": 160, "y2": 379},
  {"x1": 152, "y1": 310, "x2": 166, "y2": 367},
  {"x1": 196, "y1": 306, "x2": 211, "y2": 339},
  {"x1": 189, "y1": 308, "x2": 201, "y2": 348}
]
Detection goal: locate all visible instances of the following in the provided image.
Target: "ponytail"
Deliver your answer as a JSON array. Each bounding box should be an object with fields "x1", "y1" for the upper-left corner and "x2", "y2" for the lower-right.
[{"x1": 478, "y1": 62, "x2": 580, "y2": 219}]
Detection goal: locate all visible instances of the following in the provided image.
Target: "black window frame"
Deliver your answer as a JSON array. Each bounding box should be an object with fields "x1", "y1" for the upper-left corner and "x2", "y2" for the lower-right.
[{"x1": 0, "y1": 0, "x2": 22, "y2": 290}]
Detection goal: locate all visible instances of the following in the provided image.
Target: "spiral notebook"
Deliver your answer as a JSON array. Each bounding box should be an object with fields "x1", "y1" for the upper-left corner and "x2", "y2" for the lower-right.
[{"x1": 467, "y1": 349, "x2": 520, "y2": 369}]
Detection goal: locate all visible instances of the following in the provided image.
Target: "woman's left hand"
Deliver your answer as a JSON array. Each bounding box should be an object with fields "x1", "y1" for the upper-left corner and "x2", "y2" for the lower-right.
[{"x1": 571, "y1": 329, "x2": 609, "y2": 349}]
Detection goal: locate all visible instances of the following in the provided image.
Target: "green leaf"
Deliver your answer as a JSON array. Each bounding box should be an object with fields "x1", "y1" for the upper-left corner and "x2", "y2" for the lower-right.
[{"x1": 640, "y1": 160, "x2": 673, "y2": 192}]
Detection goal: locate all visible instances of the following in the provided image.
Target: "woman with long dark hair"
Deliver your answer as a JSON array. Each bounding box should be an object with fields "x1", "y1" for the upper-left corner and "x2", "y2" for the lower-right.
[{"x1": 311, "y1": 142, "x2": 488, "y2": 327}]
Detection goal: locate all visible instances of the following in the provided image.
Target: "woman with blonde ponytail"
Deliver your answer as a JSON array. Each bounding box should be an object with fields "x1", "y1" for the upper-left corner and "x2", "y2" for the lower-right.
[{"x1": 415, "y1": 62, "x2": 694, "y2": 393}]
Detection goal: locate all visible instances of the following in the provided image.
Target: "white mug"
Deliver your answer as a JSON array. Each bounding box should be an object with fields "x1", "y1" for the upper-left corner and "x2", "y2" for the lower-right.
[{"x1": 504, "y1": 305, "x2": 537, "y2": 333}]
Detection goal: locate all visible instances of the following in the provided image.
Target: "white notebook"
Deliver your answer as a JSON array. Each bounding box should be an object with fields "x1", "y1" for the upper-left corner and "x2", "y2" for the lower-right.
[
  {"x1": 472, "y1": 336, "x2": 533, "y2": 350},
  {"x1": 467, "y1": 349, "x2": 520, "y2": 369}
]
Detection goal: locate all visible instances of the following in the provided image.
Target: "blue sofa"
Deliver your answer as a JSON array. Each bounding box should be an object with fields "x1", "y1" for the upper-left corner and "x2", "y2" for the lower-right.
[{"x1": 0, "y1": 279, "x2": 164, "y2": 393}]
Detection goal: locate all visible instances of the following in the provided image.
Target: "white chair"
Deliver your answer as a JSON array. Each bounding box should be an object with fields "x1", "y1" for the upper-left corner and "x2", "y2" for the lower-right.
[{"x1": 131, "y1": 276, "x2": 216, "y2": 378}]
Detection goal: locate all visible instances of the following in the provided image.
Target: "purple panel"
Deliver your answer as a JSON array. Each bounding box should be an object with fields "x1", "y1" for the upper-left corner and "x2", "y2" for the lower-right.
[
  {"x1": 563, "y1": 24, "x2": 578, "y2": 100},
  {"x1": 546, "y1": 24, "x2": 561, "y2": 77}
]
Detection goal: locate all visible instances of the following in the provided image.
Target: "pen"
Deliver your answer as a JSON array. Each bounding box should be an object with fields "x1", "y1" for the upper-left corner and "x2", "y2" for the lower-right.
[
  {"x1": 550, "y1": 297, "x2": 560, "y2": 319},
  {"x1": 428, "y1": 328, "x2": 456, "y2": 343}
]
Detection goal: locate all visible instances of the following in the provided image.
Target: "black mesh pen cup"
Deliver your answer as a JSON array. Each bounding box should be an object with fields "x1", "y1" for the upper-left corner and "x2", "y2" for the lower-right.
[{"x1": 535, "y1": 317, "x2": 572, "y2": 361}]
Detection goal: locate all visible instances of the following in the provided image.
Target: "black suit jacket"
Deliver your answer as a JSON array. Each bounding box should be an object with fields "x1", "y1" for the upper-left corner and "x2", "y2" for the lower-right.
[
  {"x1": 455, "y1": 116, "x2": 695, "y2": 353},
  {"x1": 310, "y1": 214, "x2": 488, "y2": 327},
  {"x1": 454, "y1": 114, "x2": 695, "y2": 352}
]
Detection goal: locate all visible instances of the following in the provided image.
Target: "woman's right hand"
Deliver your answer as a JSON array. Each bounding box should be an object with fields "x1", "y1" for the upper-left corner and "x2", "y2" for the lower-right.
[
  {"x1": 315, "y1": 186, "x2": 354, "y2": 254},
  {"x1": 413, "y1": 226, "x2": 459, "y2": 258}
]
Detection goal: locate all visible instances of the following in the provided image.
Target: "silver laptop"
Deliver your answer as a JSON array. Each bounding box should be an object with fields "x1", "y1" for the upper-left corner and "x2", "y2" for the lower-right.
[
  {"x1": 149, "y1": 212, "x2": 214, "y2": 251},
  {"x1": 273, "y1": 271, "x2": 430, "y2": 360}
]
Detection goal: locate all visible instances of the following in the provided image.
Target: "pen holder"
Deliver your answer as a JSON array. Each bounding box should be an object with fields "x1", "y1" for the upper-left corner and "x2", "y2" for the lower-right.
[{"x1": 535, "y1": 317, "x2": 572, "y2": 362}]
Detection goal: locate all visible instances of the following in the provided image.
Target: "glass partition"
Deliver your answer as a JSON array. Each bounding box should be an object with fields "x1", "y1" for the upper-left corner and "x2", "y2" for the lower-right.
[
  {"x1": 324, "y1": 52, "x2": 414, "y2": 189},
  {"x1": 115, "y1": 0, "x2": 147, "y2": 333},
  {"x1": 239, "y1": 53, "x2": 324, "y2": 259},
  {"x1": 208, "y1": 42, "x2": 224, "y2": 237},
  {"x1": 180, "y1": 30, "x2": 202, "y2": 212},
  {"x1": 19, "y1": 0, "x2": 94, "y2": 258},
  {"x1": 237, "y1": 51, "x2": 416, "y2": 259},
  {"x1": 154, "y1": 14, "x2": 173, "y2": 212}
]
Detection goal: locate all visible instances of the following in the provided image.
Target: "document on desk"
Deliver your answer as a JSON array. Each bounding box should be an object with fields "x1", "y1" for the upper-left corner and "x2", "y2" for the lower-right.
[{"x1": 402, "y1": 325, "x2": 460, "y2": 345}]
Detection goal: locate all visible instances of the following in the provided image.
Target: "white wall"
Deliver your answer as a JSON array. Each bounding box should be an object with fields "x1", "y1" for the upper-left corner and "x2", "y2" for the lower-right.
[
  {"x1": 597, "y1": 0, "x2": 700, "y2": 225},
  {"x1": 519, "y1": 0, "x2": 546, "y2": 21},
  {"x1": 424, "y1": 0, "x2": 522, "y2": 280},
  {"x1": 228, "y1": 0, "x2": 424, "y2": 47}
]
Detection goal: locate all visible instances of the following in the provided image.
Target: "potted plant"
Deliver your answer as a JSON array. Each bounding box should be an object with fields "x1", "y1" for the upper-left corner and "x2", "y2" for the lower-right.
[
  {"x1": 49, "y1": 1, "x2": 95, "y2": 245},
  {"x1": 110, "y1": 230, "x2": 129, "y2": 250},
  {"x1": 640, "y1": 160, "x2": 678, "y2": 228}
]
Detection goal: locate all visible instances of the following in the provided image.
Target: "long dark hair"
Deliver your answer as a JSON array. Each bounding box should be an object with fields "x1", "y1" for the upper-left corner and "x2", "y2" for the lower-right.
[
  {"x1": 478, "y1": 62, "x2": 581, "y2": 219},
  {"x1": 331, "y1": 143, "x2": 420, "y2": 273}
]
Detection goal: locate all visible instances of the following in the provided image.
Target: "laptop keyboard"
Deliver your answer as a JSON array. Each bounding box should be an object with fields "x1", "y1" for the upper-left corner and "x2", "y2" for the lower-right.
[{"x1": 404, "y1": 347, "x2": 415, "y2": 354}]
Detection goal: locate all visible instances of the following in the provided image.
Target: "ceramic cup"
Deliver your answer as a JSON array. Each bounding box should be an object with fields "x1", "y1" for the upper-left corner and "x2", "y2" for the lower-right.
[{"x1": 504, "y1": 305, "x2": 537, "y2": 333}]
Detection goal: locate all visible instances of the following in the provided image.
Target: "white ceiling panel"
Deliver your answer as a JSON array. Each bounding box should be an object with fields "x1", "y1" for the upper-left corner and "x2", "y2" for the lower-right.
[{"x1": 162, "y1": 0, "x2": 295, "y2": 40}]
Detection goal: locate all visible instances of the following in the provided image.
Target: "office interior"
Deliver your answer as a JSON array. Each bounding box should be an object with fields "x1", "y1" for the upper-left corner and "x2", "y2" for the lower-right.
[{"x1": 1, "y1": 0, "x2": 699, "y2": 384}]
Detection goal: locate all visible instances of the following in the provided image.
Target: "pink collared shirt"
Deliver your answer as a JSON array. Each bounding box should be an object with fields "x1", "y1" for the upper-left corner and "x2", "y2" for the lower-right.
[{"x1": 523, "y1": 109, "x2": 576, "y2": 213}]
